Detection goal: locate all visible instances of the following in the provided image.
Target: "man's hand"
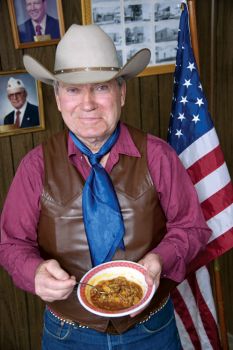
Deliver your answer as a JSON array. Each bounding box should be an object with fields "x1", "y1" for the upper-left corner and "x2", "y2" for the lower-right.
[
  {"x1": 138, "y1": 252, "x2": 163, "y2": 288},
  {"x1": 130, "y1": 253, "x2": 163, "y2": 318},
  {"x1": 35, "y1": 259, "x2": 76, "y2": 302}
]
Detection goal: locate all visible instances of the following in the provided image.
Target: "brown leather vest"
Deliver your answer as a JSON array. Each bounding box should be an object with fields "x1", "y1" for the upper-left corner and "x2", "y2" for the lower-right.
[{"x1": 38, "y1": 125, "x2": 176, "y2": 333}]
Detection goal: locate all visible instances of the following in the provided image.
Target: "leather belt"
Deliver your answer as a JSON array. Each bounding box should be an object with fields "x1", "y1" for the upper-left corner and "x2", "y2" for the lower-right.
[{"x1": 48, "y1": 296, "x2": 169, "y2": 335}]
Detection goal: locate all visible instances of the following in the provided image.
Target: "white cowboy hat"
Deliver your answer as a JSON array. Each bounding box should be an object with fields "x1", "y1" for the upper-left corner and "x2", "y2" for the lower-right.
[{"x1": 23, "y1": 24, "x2": 151, "y2": 85}]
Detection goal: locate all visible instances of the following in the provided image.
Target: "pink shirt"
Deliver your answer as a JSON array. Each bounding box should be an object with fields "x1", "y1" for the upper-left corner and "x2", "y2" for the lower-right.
[{"x1": 0, "y1": 123, "x2": 211, "y2": 293}]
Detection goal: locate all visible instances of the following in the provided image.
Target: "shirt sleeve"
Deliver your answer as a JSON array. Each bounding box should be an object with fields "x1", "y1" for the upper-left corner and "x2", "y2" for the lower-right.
[
  {"x1": 147, "y1": 134, "x2": 212, "y2": 282},
  {"x1": 0, "y1": 146, "x2": 44, "y2": 293}
]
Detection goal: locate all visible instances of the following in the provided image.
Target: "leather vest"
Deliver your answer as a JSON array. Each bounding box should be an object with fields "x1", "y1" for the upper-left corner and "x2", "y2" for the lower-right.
[{"x1": 38, "y1": 125, "x2": 176, "y2": 333}]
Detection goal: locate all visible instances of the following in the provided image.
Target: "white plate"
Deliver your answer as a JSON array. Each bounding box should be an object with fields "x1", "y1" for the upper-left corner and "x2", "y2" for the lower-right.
[{"x1": 77, "y1": 260, "x2": 156, "y2": 317}]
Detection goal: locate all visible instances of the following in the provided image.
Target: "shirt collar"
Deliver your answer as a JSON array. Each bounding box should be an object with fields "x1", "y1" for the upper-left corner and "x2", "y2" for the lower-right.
[
  {"x1": 68, "y1": 122, "x2": 141, "y2": 159},
  {"x1": 15, "y1": 101, "x2": 27, "y2": 116},
  {"x1": 32, "y1": 15, "x2": 47, "y2": 34}
]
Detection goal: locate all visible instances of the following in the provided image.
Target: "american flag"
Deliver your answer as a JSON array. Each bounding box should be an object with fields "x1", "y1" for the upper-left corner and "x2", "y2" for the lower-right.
[{"x1": 168, "y1": 3, "x2": 233, "y2": 349}]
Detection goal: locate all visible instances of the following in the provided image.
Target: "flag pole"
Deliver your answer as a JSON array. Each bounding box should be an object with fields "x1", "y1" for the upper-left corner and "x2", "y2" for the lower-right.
[{"x1": 186, "y1": 1, "x2": 229, "y2": 349}]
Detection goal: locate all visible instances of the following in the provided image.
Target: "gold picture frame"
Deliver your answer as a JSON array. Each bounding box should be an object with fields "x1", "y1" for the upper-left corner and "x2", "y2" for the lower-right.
[
  {"x1": 0, "y1": 70, "x2": 45, "y2": 137},
  {"x1": 81, "y1": 0, "x2": 182, "y2": 77},
  {"x1": 7, "y1": 0, "x2": 65, "y2": 49}
]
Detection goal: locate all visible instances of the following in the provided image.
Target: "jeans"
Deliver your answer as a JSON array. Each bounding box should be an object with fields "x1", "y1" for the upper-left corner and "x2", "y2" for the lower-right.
[{"x1": 42, "y1": 297, "x2": 182, "y2": 350}]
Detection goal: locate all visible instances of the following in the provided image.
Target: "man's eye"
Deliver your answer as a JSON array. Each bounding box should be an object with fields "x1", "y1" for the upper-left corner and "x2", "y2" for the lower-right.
[
  {"x1": 66, "y1": 87, "x2": 79, "y2": 95},
  {"x1": 95, "y1": 84, "x2": 109, "y2": 92}
]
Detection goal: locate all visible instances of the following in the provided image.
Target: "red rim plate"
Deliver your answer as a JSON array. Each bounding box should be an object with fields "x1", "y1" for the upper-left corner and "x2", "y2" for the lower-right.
[{"x1": 77, "y1": 260, "x2": 156, "y2": 317}]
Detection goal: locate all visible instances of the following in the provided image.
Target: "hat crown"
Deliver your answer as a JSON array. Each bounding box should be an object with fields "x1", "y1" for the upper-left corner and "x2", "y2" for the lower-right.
[
  {"x1": 7, "y1": 77, "x2": 25, "y2": 93},
  {"x1": 54, "y1": 24, "x2": 120, "y2": 71}
]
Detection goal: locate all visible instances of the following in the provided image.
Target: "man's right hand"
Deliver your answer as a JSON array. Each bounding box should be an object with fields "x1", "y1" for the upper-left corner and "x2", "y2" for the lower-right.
[{"x1": 34, "y1": 259, "x2": 76, "y2": 302}]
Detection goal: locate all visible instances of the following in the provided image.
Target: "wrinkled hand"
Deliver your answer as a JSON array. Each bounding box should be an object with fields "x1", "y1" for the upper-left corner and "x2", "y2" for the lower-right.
[
  {"x1": 130, "y1": 253, "x2": 163, "y2": 317},
  {"x1": 138, "y1": 252, "x2": 163, "y2": 288},
  {"x1": 35, "y1": 259, "x2": 76, "y2": 302}
]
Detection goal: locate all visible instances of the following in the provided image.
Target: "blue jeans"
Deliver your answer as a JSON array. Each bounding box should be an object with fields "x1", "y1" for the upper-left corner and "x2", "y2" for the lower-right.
[{"x1": 42, "y1": 298, "x2": 182, "y2": 350}]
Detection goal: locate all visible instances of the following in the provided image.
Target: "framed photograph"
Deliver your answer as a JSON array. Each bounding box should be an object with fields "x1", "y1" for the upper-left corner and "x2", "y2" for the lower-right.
[
  {"x1": 7, "y1": 0, "x2": 65, "y2": 49},
  {"x1": 0, "y1": 70, "x2": 45, "y2": 137},
  {"x1": 81, "y1": 0, "x2": 182, "y2": 76}
]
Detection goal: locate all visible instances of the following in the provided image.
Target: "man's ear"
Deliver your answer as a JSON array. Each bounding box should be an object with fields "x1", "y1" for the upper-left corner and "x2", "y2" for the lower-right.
[
  {"x1": 120, "y1": 80, "x2": 126, "y2": 107},
  {"x1": 54, "y1": 92, "x2": 61, "y2": 112}
]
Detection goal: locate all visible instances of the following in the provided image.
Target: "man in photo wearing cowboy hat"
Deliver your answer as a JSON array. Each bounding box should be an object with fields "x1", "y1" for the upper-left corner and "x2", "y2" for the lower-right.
[
  {"x1": 0, "y1": 24, "x2": 211, "y2": 349},
  {"x1": 4, "y1": 77, "x2": 39, "y2": 128}
]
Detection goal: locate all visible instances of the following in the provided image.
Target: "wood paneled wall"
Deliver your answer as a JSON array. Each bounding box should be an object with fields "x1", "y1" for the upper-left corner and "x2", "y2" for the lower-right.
[{"x1": 0, "y1": 1, "x2": 232, "y2": 349}]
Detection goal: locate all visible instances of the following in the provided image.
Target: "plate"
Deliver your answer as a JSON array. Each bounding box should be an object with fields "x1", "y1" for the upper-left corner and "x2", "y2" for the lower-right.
[{"x1": 77, "y1": 260, "x2": 156, "y2": 317}]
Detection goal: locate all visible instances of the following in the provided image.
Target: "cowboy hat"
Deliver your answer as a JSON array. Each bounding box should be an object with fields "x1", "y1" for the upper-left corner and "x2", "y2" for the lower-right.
[{"x1": 23, "y1": 24, "x2": 151, "y2": 85}]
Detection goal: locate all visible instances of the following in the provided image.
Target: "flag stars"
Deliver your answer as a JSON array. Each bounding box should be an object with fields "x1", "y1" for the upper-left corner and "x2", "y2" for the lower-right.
[
  {"x1": 178, "y1": 113, "x2": 186, "y2": 121},
  {"x1": 195, "y1": 97, "x2": 204, "y2": 107},
  {"x1": 180, "y1": 96, "x2": 188, "y2": 105},
  {"x1": 175, "y1": 129, "x2": 183, "y2": 138},
  {"x1": 192, "y1": 114, "x2": 200, "y2": 123},
  {"x1": 187, "y1": 61, "x2": 196, "y2": 71},
  {"x1": 183, "y1": 79, "x2": 192, "y2": 88},
  {"x1": 198, "y1": 83, "x2": 203, "y2": 90}
]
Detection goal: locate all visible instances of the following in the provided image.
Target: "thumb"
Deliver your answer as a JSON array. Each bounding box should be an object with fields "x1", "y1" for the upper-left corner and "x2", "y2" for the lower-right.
[{"x1": 46, "y1": 259, "x2": 70, "y2": 281}]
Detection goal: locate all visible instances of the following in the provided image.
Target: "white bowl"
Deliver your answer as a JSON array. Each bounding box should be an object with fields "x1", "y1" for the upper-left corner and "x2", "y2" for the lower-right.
[{"x1": 77, "y1": 260, "x2": 156, "y2": 317}]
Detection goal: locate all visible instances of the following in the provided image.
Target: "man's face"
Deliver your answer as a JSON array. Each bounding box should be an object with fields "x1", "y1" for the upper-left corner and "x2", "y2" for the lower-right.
[
  {"x1": 8, "y1": 90, "x2": 27, "y2": 109},
  {"x1": 55, "y1": 79, "x2": 126, "y2": 150},
  {"x1": 25, "y1": 0, "x2": 46, "y2": 23}
]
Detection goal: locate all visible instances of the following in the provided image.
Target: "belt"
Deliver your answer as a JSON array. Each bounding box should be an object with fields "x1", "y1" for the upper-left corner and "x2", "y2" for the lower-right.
[{"x1": 48, "y1": 296, "x2": 169, "y2": 335}]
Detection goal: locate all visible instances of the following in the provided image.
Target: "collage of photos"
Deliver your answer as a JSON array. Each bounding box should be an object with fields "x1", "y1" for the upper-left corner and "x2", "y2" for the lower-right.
[{"x1": 91, "y1": 0, "x2": 182, "y2": 69}]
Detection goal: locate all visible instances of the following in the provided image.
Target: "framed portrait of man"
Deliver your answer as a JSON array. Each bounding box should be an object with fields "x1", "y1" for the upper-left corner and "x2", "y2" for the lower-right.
[
  {"x1": 7, "y1": 0, "x2": 65, "y2": 49},
  {"x1": 0, "y1": 70, "x2": 45, "y2": 137}
]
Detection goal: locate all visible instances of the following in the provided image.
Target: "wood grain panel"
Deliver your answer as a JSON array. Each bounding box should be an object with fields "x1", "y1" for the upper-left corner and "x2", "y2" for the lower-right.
[
  {"x1": 214, "y1": 0, "x2": 233, "y2": 335},
  {"x1": 158, "y1": 74, "x2": 173, "y2": 140},
  {"x1": 140, "y1": 75, "x2": 160, "y2": 135},
  {"x1": 0, "y1": 137, "x2": 14, "y2": 208},
  {"x1": 121, "y1": 78, "x2": 141, "y2": 129}
]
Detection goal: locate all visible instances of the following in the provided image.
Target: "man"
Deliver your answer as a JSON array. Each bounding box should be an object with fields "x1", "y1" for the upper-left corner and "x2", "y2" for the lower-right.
[
  {"x1": 0, "y1": 24, "x2": 211, "y2": 349},
  {"x1": 4, "y1": 77, "x2": 39, "y2": 128},
  {"x1": 18, "y1": 0, "x2": 60, "y2": 43}
]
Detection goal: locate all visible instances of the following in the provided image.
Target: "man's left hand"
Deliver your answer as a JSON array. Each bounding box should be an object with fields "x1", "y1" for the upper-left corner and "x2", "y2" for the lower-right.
[{"x1": 130, "y1": 253, "x2": 163, "y2": 318}]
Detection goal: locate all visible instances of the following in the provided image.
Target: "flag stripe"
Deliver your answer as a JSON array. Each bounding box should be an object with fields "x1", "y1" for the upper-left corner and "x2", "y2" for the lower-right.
[
  {"x1": 201, "y1": 182, "x2": 233, "y2": 220},
  {"x1": 188, "y1": 271, "x2": 221, "y2": 349},
  {"x1": 207, "y1": 203, "x2": 233, "y2": 242},
  {"x1": 188, "y1": 227, "x2": 233, "y2": 273},
  {"x1": 194, "y1": 163, "x2": 231, "y2": 203},
  {"x1": 174, "y1": 312, "x2": 195, "y2": 350},
  {"x1": 179, "y1": 128, "x2": 219, "y2": 168},
  {"x1": 187, "y1": 145, "x2": 225, "y2": 184},
  {"x1": 172, "y1": 287, "x2": 202, "y2": 350}
]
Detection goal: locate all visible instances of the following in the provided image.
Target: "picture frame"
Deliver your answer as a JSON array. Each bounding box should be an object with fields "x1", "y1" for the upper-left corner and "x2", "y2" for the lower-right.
[
  {"x1": 7, "y1": 0, "x2": 65, "y2": 49},
  {"x1": 0, "y1": 70, "x2": 45, "y2": 137},
  {"x1": 81, "y1": 0, "x2": 182, "y2": 77}
]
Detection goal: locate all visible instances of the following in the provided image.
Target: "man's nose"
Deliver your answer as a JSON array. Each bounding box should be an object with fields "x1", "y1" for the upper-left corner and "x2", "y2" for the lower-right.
[{"x1": 81, "y1": 90, "x2": 96, "y2": 110}]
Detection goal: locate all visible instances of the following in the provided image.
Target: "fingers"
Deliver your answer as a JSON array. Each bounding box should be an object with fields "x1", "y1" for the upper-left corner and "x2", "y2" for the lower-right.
[
  {"x1": 35, "y1": 259, "x2": 76, "y2": 302},
  {"x1": 129, "y1": 253, "x2": 163, "y2": 318},
  {"x1": 45, "y1": 259, "x2": 71, "y2": 281},
  {"x1": 138, "y1": 252, "x2": 163, "y2": 287}
]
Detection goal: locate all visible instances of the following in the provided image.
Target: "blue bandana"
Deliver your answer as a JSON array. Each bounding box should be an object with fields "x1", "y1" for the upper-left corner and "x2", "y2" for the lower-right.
[{"x1": 70, "y1": 124, "x2": 125, "y2": 266}]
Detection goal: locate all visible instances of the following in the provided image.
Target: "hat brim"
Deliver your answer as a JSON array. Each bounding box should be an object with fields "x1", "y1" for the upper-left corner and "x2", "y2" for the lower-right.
[{"x1": 23, "y1": 49, "x2": 151, "y2": 85}]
